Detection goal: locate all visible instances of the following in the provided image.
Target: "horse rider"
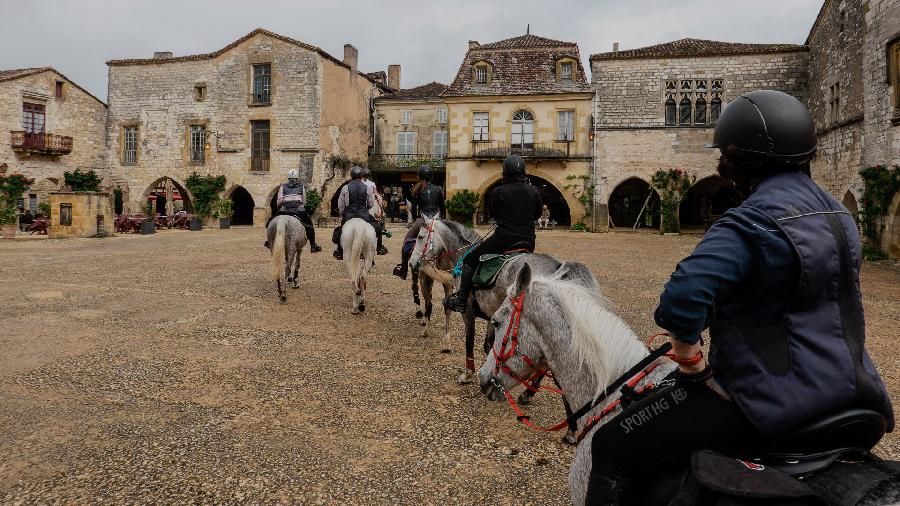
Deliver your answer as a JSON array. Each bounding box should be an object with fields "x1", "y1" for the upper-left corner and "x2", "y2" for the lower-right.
[
  {"x1": 264, "y1": 168, "x2": 322, "y2": 252},
  {"x1": 332, "y1": 166, "x2": 388, "y2": 260},
  {"x1": 443, "y1": 155, "x2": 542, "y2": 313},
  {"x1": 392, "y1": 164, "x2": 446, "y2": 280},
  {"x1": 585, "y1": 91, "x2": 894, "y2": 505}
]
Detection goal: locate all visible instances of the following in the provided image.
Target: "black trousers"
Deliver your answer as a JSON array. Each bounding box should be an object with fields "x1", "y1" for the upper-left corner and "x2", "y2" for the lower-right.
[
  {"x1": 268, "y1": 210, "x2": 317, "y2": 245},
  {"x1": 586, "y1": 382, "x2": 761, "y2": 504},
  {"x1": 462, "y1": 231, "x2": 534, "y2": 268}
]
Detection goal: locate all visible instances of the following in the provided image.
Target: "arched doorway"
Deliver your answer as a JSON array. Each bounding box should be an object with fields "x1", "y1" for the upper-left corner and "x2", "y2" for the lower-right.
[
  {"x1": 142, "y1": 177, "x2": 191, "y2": 216},
  {"x1": 608, "y1": 178, "x2": 660, "y2": 229},
  {"x1": 842, "y1": 190, "x2": 860, "y2": 225},
  {"x1": 679, "y1": 176, "x2": 742, "y2": 229},
  {"x1": 480, "y1": 175, "x2": 570, "y2": 227},
  {"x1": 230, "y1": 186, "x2": 255, "y2": 225}
]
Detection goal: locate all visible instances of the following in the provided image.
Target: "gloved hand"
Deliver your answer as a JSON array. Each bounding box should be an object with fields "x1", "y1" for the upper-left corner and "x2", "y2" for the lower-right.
[{"x1": 674, "y1": 365, "x2": 732, "y2": 402}]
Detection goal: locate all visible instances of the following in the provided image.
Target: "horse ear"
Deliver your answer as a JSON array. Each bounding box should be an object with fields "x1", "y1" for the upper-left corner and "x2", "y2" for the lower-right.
[{"x1": 515, "y1": 262, "x2": 532, "y2": 294}]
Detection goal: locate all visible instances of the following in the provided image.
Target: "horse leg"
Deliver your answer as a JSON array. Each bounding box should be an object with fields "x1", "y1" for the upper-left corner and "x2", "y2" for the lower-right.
[
  {"x1": 556, "y1": 375, "x2": 577, "y2": 445},
  {"x1": 483, "y1": 325, "x2": 496, "y2": 356},
  {"x1": 420, "y1": 275, "x2": 432, "y2": 334},
  {"x1": 291, "y1": 246, "x2": 300, "y2": 289},
  {"x1": 277, "y1": 279, "x2": 286, "y2": 303},
  {"x1": 458, "y1": 295, "x2": 477, "y2": 384},
  {"x1": 441, "y1": 282, "x2": 453, "y2": 353},
  {"x1": 412, "y1": 270, "x2": 423, "y2": 318}
]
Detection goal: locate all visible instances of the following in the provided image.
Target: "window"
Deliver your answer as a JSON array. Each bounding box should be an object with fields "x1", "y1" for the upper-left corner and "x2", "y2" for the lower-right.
[
  {"x1": 59, "y1": 203, "x2": 72, "y2": 226},
  {"x1": 397, "y1": 131, "x2": 416, "y2": 158},
  {"x1": 678, "y1": 97, "x2": 692, "y2": 126},
  {"x1": 189, "y1": 125, "x2": 206, "y2": 164},
  {"x1": 437, "y1": 108, "x2": 448, "y2": 125},
  {"x1": 710, "y1": 96, "x2": 722, "y2": 124},
  {"x1": 694, "y1": 96, "x2": 707, "y2": 125},
  {"x1": 55, "y1": 81, "x2": 64, "y2": 98},
  {"x1": 29, "y1": 194, "x2": 37, "y2": 215},
  {"x1": 22, "y1": 103, "x2": 45, "y2": 134},
  {"x1": 830, "y1": 82, "x2": 841, "y2": 125},
  {"x1": 890, "y1": 40, "x2": 900, "y2": 109},
  {"x1": 511, "y1": 109, "x2": 534, "y2": 150},
  {"x1": 473, "y1": 112, "x2": 489, "y2": 141},
  {"x1": 432, "y1": 131, "x2": 448, "y2": 158},
  {"x1": 401, "y1": 110, "x2": 411, "y2": 125},
  {"x1": 251, "y1": 120, "x2": 270, "y2": 171},
  {"x1": 251, "y1": 64, "x2": 271, "y2": 104},
  {"x1": 123, "y1": 126, "x2": 138, "y2": 164},
  {"x1": 560, "y1": 62, "x2": 573, "y2": 81},
  {"x1": 195, "y1": 84, "x2": 206, "y2": 101},
  {"x1": 475, "y1": 65, "x2": 488, "y2": 84},
  {"x1": 557, "y1": 110, "x2": 575, "y2": 141},
  {"x1": 665, "y1": 98, "x2": 677, "y2": 126}
]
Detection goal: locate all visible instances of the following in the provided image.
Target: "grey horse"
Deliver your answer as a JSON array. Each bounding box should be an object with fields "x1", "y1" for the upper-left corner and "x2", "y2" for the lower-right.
[{"x1": 266, "y1": 215, "x2": 308, "y2": 303}]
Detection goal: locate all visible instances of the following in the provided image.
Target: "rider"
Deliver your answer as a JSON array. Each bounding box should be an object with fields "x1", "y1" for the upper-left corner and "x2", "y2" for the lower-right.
[
  {"x1": 392, "y1": 164, "x2": 445, "y2": 280},
  {"x1": 265, "y1": 168, "x2": 322, "y2": 252},
  {"x1": 443, "y1": 155, "x2": 542, "y2": 313},
  {"x1": 585, "y1": 90, "x2": 894, "y2": 505},
  {"x1": 332, "y1": 166, "x2": 388, "y2": 260}
]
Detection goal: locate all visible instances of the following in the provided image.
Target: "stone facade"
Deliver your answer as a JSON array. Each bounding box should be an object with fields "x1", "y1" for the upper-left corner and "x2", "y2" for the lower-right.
[
  {"x1": 590, "y1": 43, "x2": 809, "y2": 231},
  {"x1": 48, "y1": 191, "x2": 115, "y2": 238},
  {"x1": 0, "y1": 68, "x2": 108, "y2": 213},
  {"x1": 105, "y1": 29, "x2": 383, "y2": 226}
]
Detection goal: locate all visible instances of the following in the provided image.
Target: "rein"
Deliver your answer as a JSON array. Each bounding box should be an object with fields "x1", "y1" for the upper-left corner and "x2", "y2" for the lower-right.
[{"x1": 417, "y1": 221, "x2": 490, "y2": 273}]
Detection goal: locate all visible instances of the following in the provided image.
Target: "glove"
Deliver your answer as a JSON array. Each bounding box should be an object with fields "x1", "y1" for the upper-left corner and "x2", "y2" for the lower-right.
[{"x1": 674, "y1": 364, "x2": 732, "y2": 402}]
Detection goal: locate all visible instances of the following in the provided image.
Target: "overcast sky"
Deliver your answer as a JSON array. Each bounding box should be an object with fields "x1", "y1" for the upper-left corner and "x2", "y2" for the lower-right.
[{"x1": 0, "y1": 0, "x2": 822, "y2": 101}]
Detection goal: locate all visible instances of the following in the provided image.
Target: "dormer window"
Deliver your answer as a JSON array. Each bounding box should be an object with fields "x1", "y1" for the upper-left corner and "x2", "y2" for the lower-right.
[
  {"x1": 560, "y1": 62, "x2": 573, "y2": 81},
  {"x1": 475, "y1": 65, "x2": 488, "y2": 84}
]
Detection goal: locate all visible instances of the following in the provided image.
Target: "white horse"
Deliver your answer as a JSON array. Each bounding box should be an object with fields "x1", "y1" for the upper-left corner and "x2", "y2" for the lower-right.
[
  {"x1": 341, "y1": 217, "x2": 376, "y2": 314},
  {"x1": 266, "y1": 215, "x2": 308, "y2": 303}
]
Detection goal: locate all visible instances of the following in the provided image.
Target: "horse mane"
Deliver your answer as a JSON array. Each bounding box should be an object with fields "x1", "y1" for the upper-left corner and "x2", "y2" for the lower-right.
[
  {"x1": 532, "y1": 277, "x2": 648, "y2": 396},
  {"x1": 440, "y1": 219, "x2": 481, "y2": 244}
]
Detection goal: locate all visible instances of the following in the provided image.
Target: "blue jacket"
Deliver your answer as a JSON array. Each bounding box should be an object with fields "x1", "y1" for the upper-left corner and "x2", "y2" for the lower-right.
[{"x1": 655, "y1": 171, "x2": 893, "y2": 435}]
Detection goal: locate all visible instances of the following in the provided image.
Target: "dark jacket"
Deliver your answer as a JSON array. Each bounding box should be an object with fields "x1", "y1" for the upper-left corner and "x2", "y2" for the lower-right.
[
  {"x1": 655, "y1": 171, "x2": 893, "y2": 436},
  {"x1": 278, "y1": 181, "x2": 306, "y2": 214},
  {"x1": 341, "y1": 179, "x2": 370, "y2": 222},
  {"x1": 413, "y1": 182, "x2": 445, "y2": 218},
  {"x1": 491, "y1": 178, "x2": 542, "y2": 239}
]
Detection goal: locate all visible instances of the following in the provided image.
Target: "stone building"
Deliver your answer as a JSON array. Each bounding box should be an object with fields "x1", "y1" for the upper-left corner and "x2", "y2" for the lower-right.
[
  {"x1": 0, "y1": 67, "x2": 108, "y2": 214},
  {"x1": 443, "y1": 34, "x2": 594, "y2": 226},
  {"x1": 590, "y1": 39, "x2": 809, "y2": 231},
  {"x1": 105, "y1": 28, "x2": 386, "y2": 225},
  {"x1": 369, "y1": 76, "x2": 449, "y2": 211}
]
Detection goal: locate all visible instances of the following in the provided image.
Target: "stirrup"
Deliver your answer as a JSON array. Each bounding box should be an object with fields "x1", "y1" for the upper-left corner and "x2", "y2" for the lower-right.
[{"x1": 443, "y1": 294, "x2": 467, "y2": 313}]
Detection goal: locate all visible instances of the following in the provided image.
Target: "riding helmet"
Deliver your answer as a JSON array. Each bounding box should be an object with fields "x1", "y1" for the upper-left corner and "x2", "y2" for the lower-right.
[
  {"x1": 350, "y1": 165, "x2": 364, "y2": 179},
  {"x1": 417, "y1": 165, "x2": 433, "y2": 181},
  {"x1": 361, "y1": 167, "x2": 372, "y2": 179},
  {"x1": 287, "y1": 169, "x2": 300, "y2": 181},
  {"x1": 709, "y1": 90, "x2": 816, "y2": 163},
  {"x1": 502, "y1": 155, "x2": 526, "y2": 178}
]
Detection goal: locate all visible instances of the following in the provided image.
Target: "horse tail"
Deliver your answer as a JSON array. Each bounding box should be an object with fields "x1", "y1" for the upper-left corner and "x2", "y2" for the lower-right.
[
  {"x1": 348, "y1": 222, "x2": 367, "y2": 289},
  {"x1": 271, "y1": 218, "x2": 286, "y2": 283}
]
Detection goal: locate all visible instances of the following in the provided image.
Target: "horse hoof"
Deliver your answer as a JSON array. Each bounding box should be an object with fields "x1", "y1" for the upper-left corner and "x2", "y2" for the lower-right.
[
  {"x1": 280, "y1": 296, "x2": 287, "y2": 304},
  {"x1": 418, "y1": 319, "x2": 427, "y2": 327},
  {"x1": 351, "y1": 307, "x2": 360, "y2": 315},
  {"x1": 415, "y1": 310, "x2": 424, "y2": 319},
  {"x1": 292, "y1": 284, "x2": 299, "y2": 289},
  {"x1": 562, "y1": 433, "x2": 578, "y2": 446},
  {"x1": 457, "y1": 371, "x2": 475, "y2": 384},
  {"x1": 358, "y1": 304, "x2": 366, "y2": 313}
]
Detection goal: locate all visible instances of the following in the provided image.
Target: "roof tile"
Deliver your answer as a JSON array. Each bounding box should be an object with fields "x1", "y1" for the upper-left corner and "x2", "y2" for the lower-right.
[{"x1": 590, "y1": 38, "x2": 807, "y2": 61}]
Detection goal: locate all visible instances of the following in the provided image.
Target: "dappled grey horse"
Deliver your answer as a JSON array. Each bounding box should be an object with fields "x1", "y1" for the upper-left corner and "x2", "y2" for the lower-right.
[{"x1": 266, "y1": 215, "x2": 308, "y2": 303}]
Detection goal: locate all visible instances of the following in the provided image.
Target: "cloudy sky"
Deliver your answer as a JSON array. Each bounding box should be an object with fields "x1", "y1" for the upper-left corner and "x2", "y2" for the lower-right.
[{"x1": 0, "y1": 0, "x2": 822, "y2": 100}]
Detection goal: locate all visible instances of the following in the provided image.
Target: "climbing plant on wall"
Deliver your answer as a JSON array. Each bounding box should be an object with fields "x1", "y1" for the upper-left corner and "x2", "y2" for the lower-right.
[
  {"x1": 564, "y1": 174, "x2": 595, "y2": 225},
  {"x1": 63, "y1": 169, "x2": 102, "y2": 192},
  {"x1": 651, "y1": 168, "x2": 695, "y2": 234},
  {"x1": 859, "y1": 164, "x2": 900, "y2": 251},
  {"x1": 185, "y1": 172, "x2": 227, "y2": 219}
]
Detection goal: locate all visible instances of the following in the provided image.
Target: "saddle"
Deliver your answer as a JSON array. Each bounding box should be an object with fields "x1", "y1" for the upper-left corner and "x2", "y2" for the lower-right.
[{"x1": 472, "y1": 251, "x2": 527, "y2": 289}]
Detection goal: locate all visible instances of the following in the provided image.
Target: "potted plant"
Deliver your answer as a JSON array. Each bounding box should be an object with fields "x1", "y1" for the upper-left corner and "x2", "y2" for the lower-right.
[
  {"x1": 0, "y1": 204, "x2": 17, "y2": 238},
  {"x1": 216, "y1": 198, "x2": 233, "y2": 229},
  {"x1": 0, "y1": 173, "x2": 34, "y2": 239},
  {"x1": 185, "y1": 173, "x2": 227, "y2": 231},
  {"x1": 445, "y1": 190, "x2": 480, "y2": 227},
  {"x1": 141, "y1": 201, "x2": 155, "y2": 235}
]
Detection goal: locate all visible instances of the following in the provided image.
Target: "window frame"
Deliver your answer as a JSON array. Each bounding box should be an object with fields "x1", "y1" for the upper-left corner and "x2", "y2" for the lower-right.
[
  {"x1": 560, "y1": 62, "x2": 573, "y2": 81},
  {"x1": 401, "y1": 110, "x2": 411, "y2": 125},
  {"x1": 250, "y1": 120, "x2": 270, "y2": 171},
  {"x1": 511, "y1": 109, "x2": 535, "y2": 150},
  {"x1": 251, "y1": 64, "x2": 272, "y2": 105},
  {"x1": 123, "y1": 126, "x2": 138, "y2": 164},
  {"x1": 475, "y1": 65, "x2": 488, "y2": 84},
  {"x1": 55, "y1": 81, "x2": 64, "y2": 99},
  {"x1": 432, "y1": 131, "x2": 448, "y2": 158},
  {"x1": 194, "y1": 84, "x2": 207, "y2": 101},
  {"x1": 189, "y1": 125, "x2": 206, "y2": 164},
  {"x1": 22, "y1": 103, "x2": 46, "y2": 134},
  {"x1": 472, "y1": 112, "x2": 489, "y2": 141},
  {"x1": 890, "y1": 39, "x2": 900, "y2": 109},
  {"x1": 397, "y1": 131, "x2": 416, "y2": 158},
  {"x1": 557, "y1": 110, "x2": 575, "y2": 141},
  {"x1": 678, "y1": 96, "x2": 692, "y2": 126},
  {"x1": 436, "y1": 108, "x2": 448, "y2": 125},
  {"x1": 59, "y1": 203, "x2": 72, "y2": 226}
]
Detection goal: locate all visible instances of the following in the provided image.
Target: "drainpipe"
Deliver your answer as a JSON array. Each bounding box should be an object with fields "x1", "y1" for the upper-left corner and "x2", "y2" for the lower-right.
[{"x1": 590, "y1": 88, "x2": 599, "y2": 232}]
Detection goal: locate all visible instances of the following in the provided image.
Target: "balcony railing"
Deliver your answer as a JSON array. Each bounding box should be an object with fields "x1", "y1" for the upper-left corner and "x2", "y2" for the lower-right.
[
  {"x1": 369, "y1": 153, "x2": 446, "y2": 171},
  {"x1": 10, "y1": 131, "x2": 73, "y2": 155},
  {"x1": 470, "y1": 140, "x2": 585, "y2": 160}
]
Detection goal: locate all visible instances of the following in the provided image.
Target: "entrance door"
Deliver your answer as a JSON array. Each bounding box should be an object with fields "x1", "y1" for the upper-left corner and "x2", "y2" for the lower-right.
[{"x1": 22, "y1": 103, "x2": 46, "y2": 148}]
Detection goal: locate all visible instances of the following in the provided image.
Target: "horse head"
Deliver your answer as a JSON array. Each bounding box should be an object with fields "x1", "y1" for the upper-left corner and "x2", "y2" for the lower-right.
[{"x1": 409, "y1": 214, "x2": 442, "y2": 273}]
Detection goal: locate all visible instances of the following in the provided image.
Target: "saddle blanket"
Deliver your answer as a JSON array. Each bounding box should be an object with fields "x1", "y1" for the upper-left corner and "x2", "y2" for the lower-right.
[{"x1": 473, "y1": 252, "x2": 526, "y2": 289}]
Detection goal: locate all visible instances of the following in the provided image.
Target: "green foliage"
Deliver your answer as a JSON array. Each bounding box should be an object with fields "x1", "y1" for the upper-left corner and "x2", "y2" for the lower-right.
[
  {"x1": 445, "y1": 190, "x2": 480, "y2": 226},
  {"x1": 326, "y1": 154, "x2": 367, "y2": 170},
  {"x1": 63, "y1": 168, "x2": 102, "y2": 192},
  {"x1": 564, "y1": 174, "x2": 595, "y2": 225},
  {"x1": 214, "y1": 198, "x2": 233, "y2": 219},
  {"x1": 0, "y1": 173, "x2": 34, "y2": 225},
  {"x1": 38, "y1": 202, "x2": 51, "y2": 219},
  {"x1": 862, "y1": 243, "x2": 888, "y2": 261},
  {"x1": 859, "y1": 165, "x2": 900, "y2": 250},
  {"x1": 304, "y1": 187, "x2": 322, "y2": 216},
  {"x1": 652, "y1": 169, "x2": 696, "y2": 234},
  {"x1": 569, "y1": 222, "x2": 589, "y2": 232},
  {"x1": 185, "y1": 173, "x2": 227, "y2": 219}
]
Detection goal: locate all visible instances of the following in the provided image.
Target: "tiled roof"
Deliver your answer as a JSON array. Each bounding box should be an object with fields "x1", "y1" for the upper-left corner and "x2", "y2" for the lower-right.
[
  {"x1": 0, "y1": 66, "x2": 106, "y2": 106},
  {"x1": 443, "y1": 33, "x2": 592, "y2": 97},
  {"x1": 380, "y1": 82, "x2": 448, "y2": 100},
  {"x1": 105, "y1": 28, "x2": 384, "y2": 87},
  {"x1": 590, "y1": 38, "x2": 807, "y2": 61}
]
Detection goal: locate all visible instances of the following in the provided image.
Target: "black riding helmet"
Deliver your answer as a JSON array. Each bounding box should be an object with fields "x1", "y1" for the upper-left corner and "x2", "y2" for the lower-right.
[
  {"x1": 350, "y1": 166, "x2": 364, "y2": 179},
  {"x1": 502, "y1": 155, "x2": 526, "y2": 178},
  {"x1": 417, "y1": 165, "x2": 433, "y2": 181},
  {"x1": 709, "y1": 90, "x2": 816, "y2": 163}
]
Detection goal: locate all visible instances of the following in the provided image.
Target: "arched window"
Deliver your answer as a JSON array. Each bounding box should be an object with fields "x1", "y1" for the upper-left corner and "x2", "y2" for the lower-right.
[
  {"x1": 511, "y1": 110, "x2": 535, "y2": 151},
  {"x1": 710, "y1": 96, "x2": 722, "y2": 124},
  {"x1": 665, "y1": 98, "x2": 677, "y2": 126},
  {"x1": 679, "y1": 97, "x2": 692, "y2": 126},
  {"x1": 694, "y1": 96, "x2": 707, "y2": 125}
]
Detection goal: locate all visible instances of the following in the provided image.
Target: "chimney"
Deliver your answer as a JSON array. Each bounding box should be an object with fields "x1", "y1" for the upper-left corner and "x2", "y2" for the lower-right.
[
  {"x1": 153, "y1": 51, "x2": 174, "y2": 59},
  {"x1": 468, "y1": 40, "x2": 480, "y2": 50},
  {"x1": 343, "y1": 44, "x2": 358, "y2": 72},
  {"x1": 387, "y1": 64, "x2": 401, "y2": 90},
  {"x1": 612, "y1": 42, "x2": 619, "y2": 54}
]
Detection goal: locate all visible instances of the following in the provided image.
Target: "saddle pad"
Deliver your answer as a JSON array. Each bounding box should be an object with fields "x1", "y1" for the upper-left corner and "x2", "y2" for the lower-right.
[{"x1": 472, "y1": 252, "x2": 525, "y2": 289}]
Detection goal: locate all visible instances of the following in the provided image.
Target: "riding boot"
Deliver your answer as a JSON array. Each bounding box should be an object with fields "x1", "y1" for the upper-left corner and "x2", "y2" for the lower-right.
[
  {"x1": 585, "y1": 472, "x2": 634, "y2": 506},
  {"x1": 376, "y1": 225, "x2": 388, "y2": 256},
  {"x1": 443, "y1": 264, "x2": 475, "y2": 313},
  {"x1": 393, "y1": 247, "x2": 411, "y2": 280},
  {"x1": 304, "y1": 223, "x2": 321, "y2": 252}
]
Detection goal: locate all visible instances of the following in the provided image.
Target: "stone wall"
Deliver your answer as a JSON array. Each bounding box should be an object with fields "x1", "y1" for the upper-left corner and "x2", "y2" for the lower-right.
[
  {"x1": 373, "y1": 99, "x2": 446, "y2": 156},
  {"x1": 48, "y1": 191, "x2": 115, "y2": 238},
  {"x1": 0, "y1": 70, "x2": 108, "y2": 209}
]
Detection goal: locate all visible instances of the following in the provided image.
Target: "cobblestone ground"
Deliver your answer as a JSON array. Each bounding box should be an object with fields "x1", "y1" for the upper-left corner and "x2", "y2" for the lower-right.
[{"x1": 0, "y1": 227, "x2": 898, "y2": 505}]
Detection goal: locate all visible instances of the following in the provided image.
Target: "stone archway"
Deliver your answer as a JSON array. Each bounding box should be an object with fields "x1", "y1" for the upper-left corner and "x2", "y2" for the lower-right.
[
  {"x1": 679, "y1": 175, "x2": 742, "y2": 229},
  {"x1": 329, "y1": 181, "x2": 350, "y2": 217},
  {"x1": 608, "y1": 177, "x2": 660, "y2": 230},
  {"x1": 842, "y1": 190, "x2": 860, "y2": 225},
  {"x1": 884, "y1": 191, "x2": 900, "y2": 260},
  {"x1": 480, "y1": 175, "x2": 571, "y2": 227},
  {"x1": 228, "y1": 186, "x2": 255, "y2": 225},
  {"x1": 141, "y1": 177, "x2": 191, "y2": 216}
]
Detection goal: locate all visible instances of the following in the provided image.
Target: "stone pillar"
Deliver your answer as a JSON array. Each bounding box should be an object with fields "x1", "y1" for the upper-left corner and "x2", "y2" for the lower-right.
[
  {"x1": 594, "y1": 203, "x2": 609, "y2": 232},
  {"x1": 253, "y1": 207, "x2": 269, "y2": 228}
]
